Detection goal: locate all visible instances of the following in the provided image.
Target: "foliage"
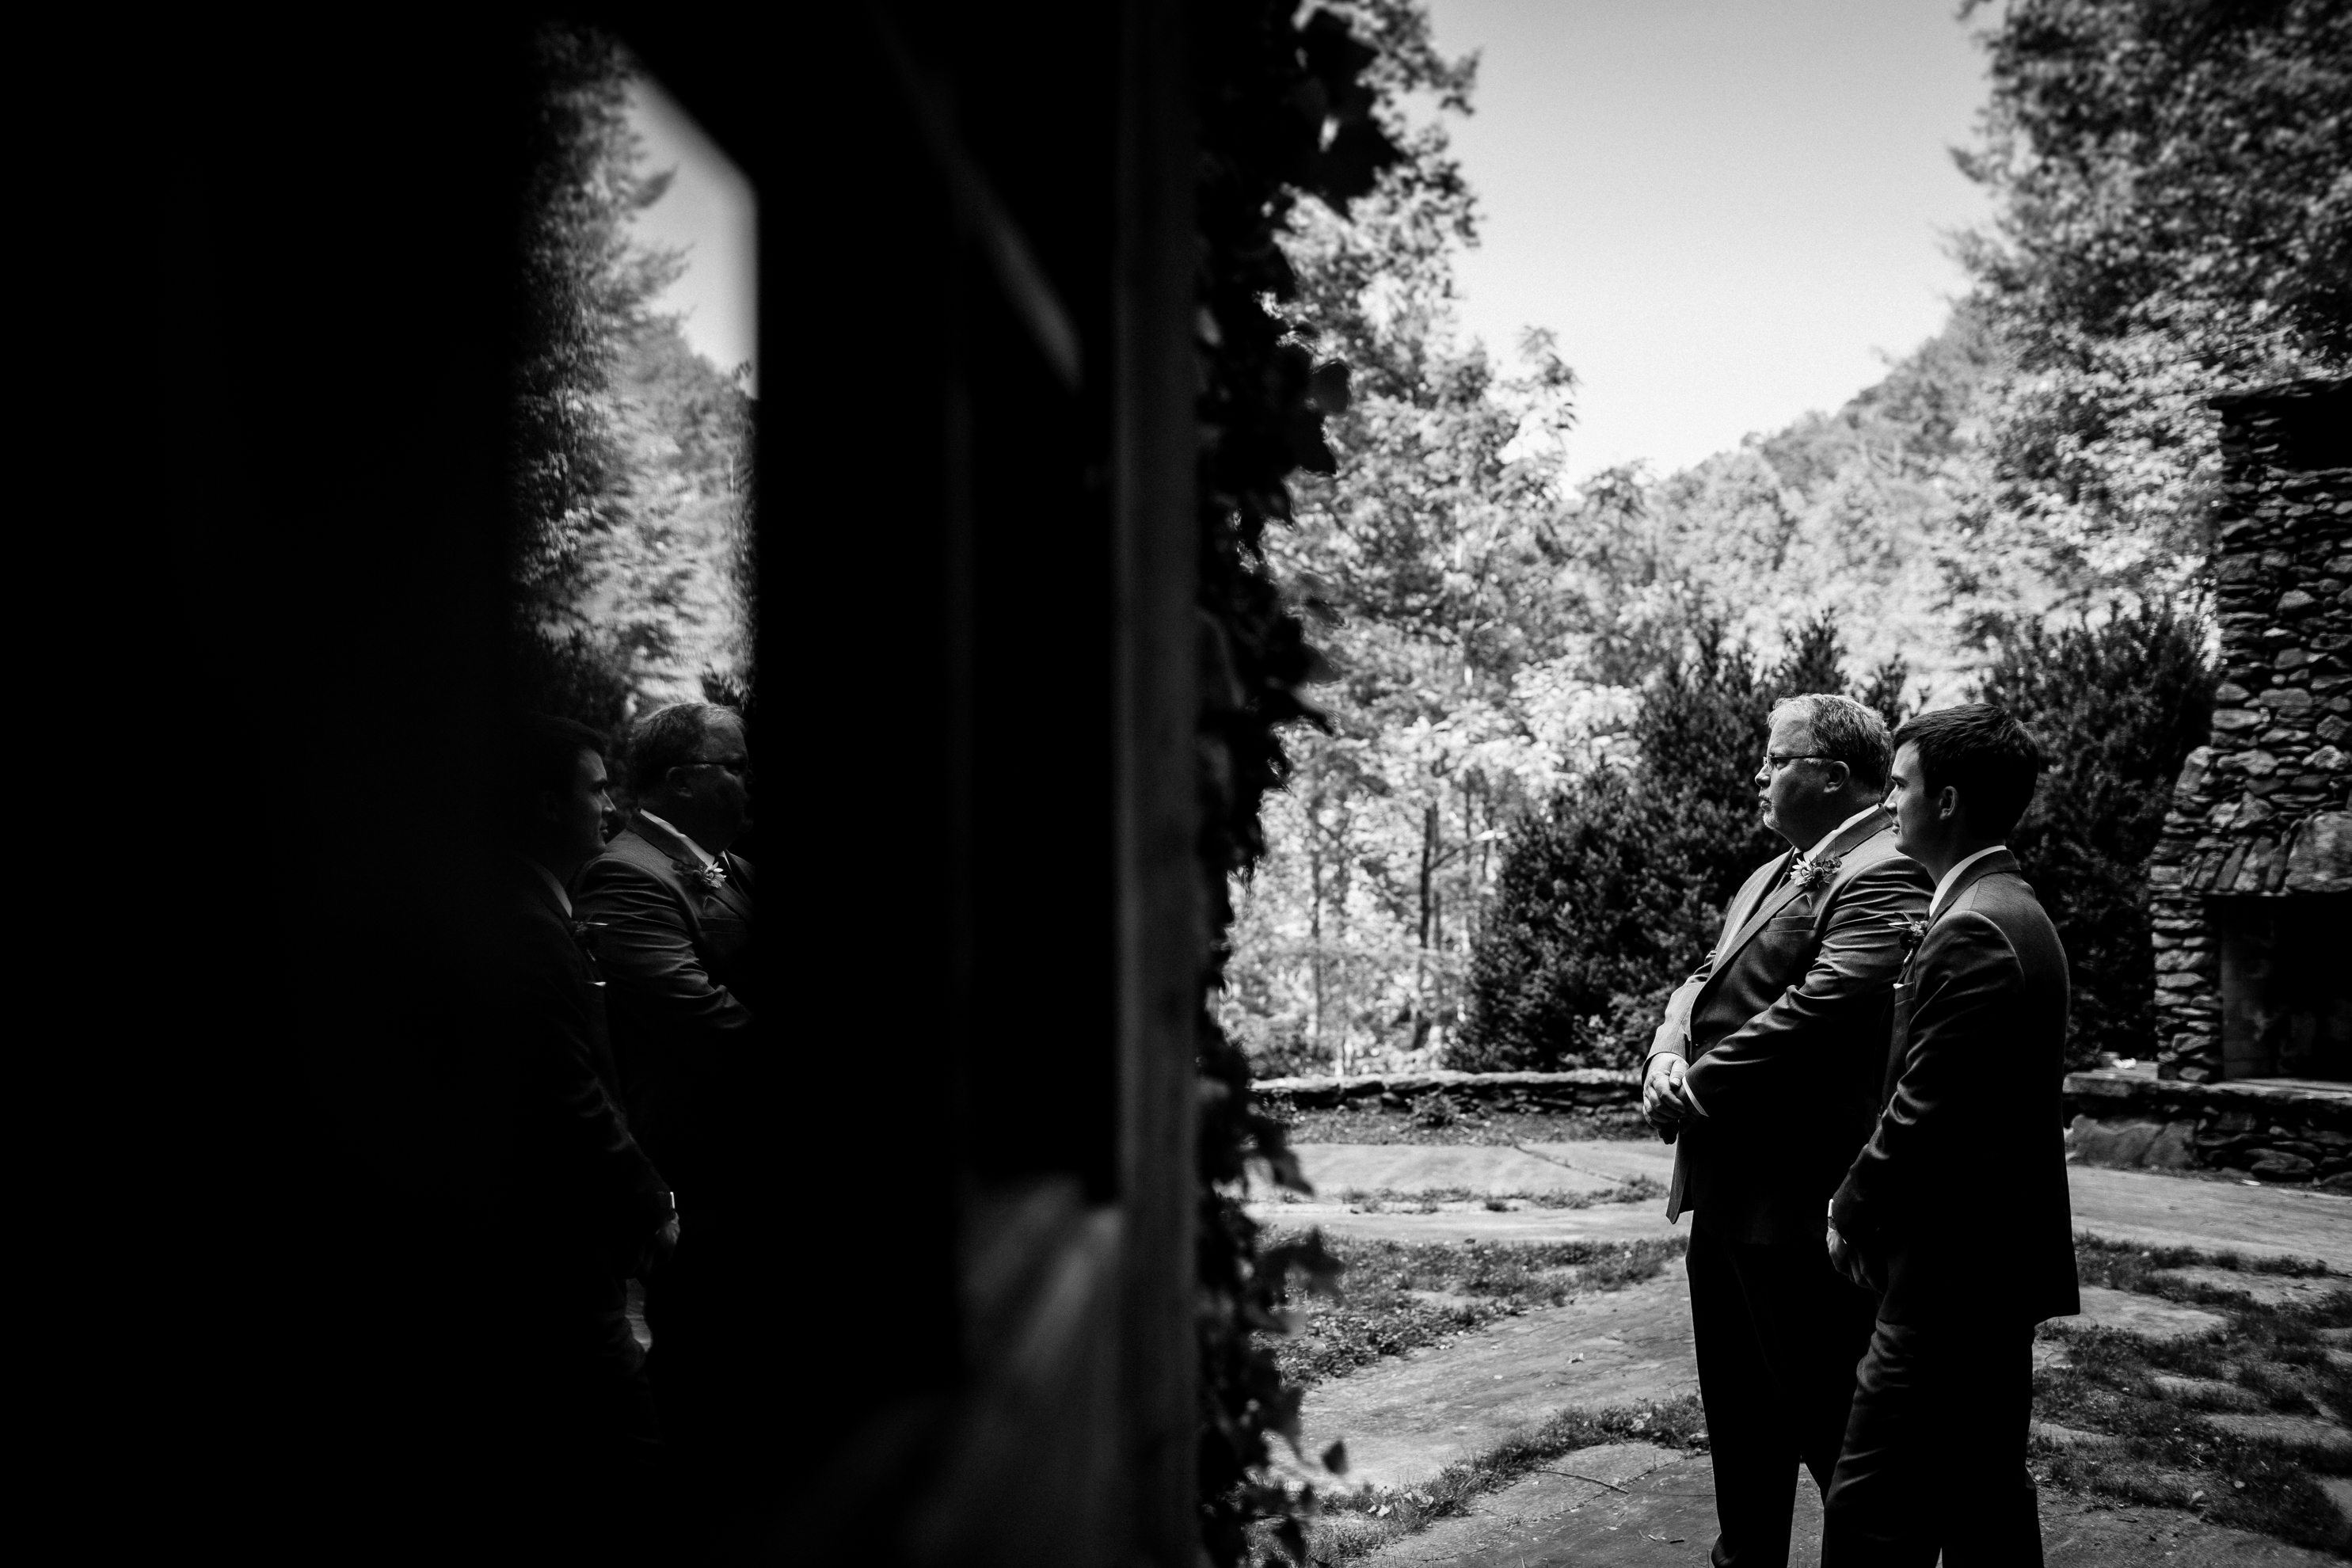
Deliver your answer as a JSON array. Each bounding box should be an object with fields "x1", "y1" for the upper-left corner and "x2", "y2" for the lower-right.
[
  {"x1": 1977, "y1": 602, "x2": 2216, "y2": 1068},
  {"x1": 1953, "y1": 0, "x2": 2352, "y2": 613},
  {"x1": 1226, "y1": 1, "x2": 1638, "y2": 1079},
  {"x1": 508, "y1": 24, "x2": 755, "y2": 738},
  {"x1": 1455, "y1": 616, "x2": 1897, "y2": 1072},
  {"x1": 1188, "y1": 4, "x2": 1409, "y2": 1563}
]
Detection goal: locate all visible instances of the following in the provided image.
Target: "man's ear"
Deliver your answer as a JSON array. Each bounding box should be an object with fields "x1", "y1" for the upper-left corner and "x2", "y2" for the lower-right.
[
  {"x1": 1821, "y1": 760, "x2": 1852, "y2": 795},
  {"x1": 1936, "y1": 785, "x2": 1961, "y2": 823}
]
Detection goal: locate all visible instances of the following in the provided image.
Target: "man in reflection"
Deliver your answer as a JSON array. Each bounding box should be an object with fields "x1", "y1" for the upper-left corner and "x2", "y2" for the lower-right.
[
  {"x1": 481, "y1": 714, "x2": 679, "y2": 1547},
  {"x1": 574, "y1": 702, "x2": 757, "y2": 1487}
]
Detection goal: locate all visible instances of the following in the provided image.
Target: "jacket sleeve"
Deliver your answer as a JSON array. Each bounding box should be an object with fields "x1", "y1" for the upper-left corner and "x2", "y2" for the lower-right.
[
  {"x1": 574, "y1": 853, "x2": 754, "y2": 1053},
  {"x1": 1831, "y1": 911, "x2": 2019, "y2": 1243},
  {"x1": 499, "y1": 919, "x2": 672, "y2": 1264},
  {"x1": 1648, "y1": 963, "x2": 1711, "y2": 1065},
  {"x1": 1678, "y1": 854, "x2": 1928, "y2": 1126}
]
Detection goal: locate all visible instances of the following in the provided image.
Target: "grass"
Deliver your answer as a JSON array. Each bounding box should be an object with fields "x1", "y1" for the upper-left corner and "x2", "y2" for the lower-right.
[
  {"x1": 2029, "y1": 1236, "x2": 2352, "y2": 1550},
  {"x1": 1296, "y1": 1395, "x2": 1709, "y2": 1565},
  {"x1": 1262, "y1": 1231, "x2": 1688, "y2": 1389},
  {"x1": 1268, "y1": 1173, "x2": 1668, "y2": 1214},
  {"x1": 1254, "y1": 1230, "x2": 2351, "y2": 1560}
]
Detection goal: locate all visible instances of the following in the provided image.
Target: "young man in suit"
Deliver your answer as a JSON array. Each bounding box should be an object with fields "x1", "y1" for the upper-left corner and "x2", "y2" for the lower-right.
[
  {"x1": 1822, "y1": 702, "x2": 2080, "y2": 1566},
  {"x1": 573, "y1": 701, "x2": 756, "y2": 1502},
  {"x1": 1645, "y1": 693, "x2": 1933, "y2": 1568},
  {"x1": 476, "y1": 714, "x2": 679, "y2": 1548}
]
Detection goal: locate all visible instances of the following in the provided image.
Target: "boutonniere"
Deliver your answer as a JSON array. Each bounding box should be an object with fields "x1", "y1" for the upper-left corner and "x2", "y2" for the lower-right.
[
  {"x1": 691, "y1": 859, "x2": 728, "y2": 892},
  {"x1": 1896, "y1": 915, "x2": 1928, "y2": 958},
  {"x1": 1791, "y1": 852, "x2": 1841, "y2": 894}
]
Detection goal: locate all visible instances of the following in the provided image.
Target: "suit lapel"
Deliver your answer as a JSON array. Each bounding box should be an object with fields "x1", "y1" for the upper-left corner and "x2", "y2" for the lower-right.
[
  {"x1": 1706, "y1": 813, "x2": 1894, "y2": 979},
  {"x1": 707, "y1": 853, "x2": 754, "y2": 922},
  {"x1": 634, "y1": 815, "x2": 753, "y2": 921},
  {"x1": 1928, "y1": 847, "x2": 2018, "y2": 930},
  {"x1": 1715, "y1": 853, "x2": 1792, "y2": 959}
]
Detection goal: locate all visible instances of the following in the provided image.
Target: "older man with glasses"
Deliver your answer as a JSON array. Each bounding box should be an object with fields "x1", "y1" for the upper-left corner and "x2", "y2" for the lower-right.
[
  {"x1": 574, "y1": 700, "x2": 758, "y2": 1517},
  {"x1": 1641, "y1": 693, "x2": 1932, "y2": 1568}
]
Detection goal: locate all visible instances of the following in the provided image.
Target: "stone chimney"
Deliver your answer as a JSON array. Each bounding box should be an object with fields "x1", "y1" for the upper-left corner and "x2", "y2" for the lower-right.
[{"x1": 2145, "y1": 377, "x2": 2351, "y2": 1083}]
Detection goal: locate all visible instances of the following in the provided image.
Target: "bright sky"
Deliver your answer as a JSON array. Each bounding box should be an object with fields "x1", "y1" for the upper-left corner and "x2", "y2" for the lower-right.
[
  {"x1": 627, "y1": 74, "x2": 759, "y2": 394},
  {"x1": 1425, "y1": 0, "x2": 1996, "y2": 480}
]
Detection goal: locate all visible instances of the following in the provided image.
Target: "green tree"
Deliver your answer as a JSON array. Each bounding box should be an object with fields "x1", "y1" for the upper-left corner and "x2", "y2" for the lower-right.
[
  {"x1": 1977, "y1": 602, "x2": 2217, "y2": 1070},
  {"x1": 1953, "y1": 0, "x2": 2352, "y2": 613},
  {"x1": 508, "y1": 22, "x2": 684, "y2": 732}
]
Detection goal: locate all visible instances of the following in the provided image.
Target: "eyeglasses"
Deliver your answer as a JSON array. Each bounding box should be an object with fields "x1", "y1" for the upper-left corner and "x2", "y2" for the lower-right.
[
  {"x1": 687, "y1": 756, "x2": 752, "y2": 777},
  {"x1": 1759, "y1": 752, "x2": 1832, "y2": 773}
]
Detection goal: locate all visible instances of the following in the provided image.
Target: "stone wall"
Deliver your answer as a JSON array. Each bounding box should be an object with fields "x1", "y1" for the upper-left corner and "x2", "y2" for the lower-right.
[
  {"x1": 1254, "y1": 1068, "x2": 1640, "y2": 1120},
  {"x1": 2064, "y1": 1068, "x2": 2352, "y2": 1189},
  {"x1": 2145, "y1": 377, "x2": 2352, "y2": 1080}
]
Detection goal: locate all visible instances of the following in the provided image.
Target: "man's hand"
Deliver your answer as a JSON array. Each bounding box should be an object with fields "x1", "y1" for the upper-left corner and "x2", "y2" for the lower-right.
[
  {"x1": 1642, "y1": 1055, "x2": 1693, "y2": 1128},
  {"x1": 641, "y1": 1211, "x2": 681, "y2": 1277},
  {"x1": 1826, "y1": 1218, "x2": 1872, "y2": 1291}
]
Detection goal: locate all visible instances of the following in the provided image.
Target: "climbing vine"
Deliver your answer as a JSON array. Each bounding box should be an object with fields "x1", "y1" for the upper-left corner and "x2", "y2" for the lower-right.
[{"x1": 1189, "y1": 5, "x2": 1402, "y2": 1562}]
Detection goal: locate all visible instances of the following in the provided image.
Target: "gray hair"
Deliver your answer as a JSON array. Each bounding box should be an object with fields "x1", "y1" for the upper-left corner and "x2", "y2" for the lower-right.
[
  {"x1": 1770, "y1": 693, "x2": 1893, "y2": 790},
  {"x1": 628, "y1": 702, "x2": 741, "y2": 795}
]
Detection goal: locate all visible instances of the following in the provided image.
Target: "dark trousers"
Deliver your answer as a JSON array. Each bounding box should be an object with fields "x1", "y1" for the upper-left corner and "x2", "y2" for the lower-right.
[
  {"x1": 1686, "y1": 1219, "x2": 1880, "y2": 1568},
  {"x1": 1821, "y1": 1318, "x2": 2042, "y2": 1567},
  {"x1": 467, "y1": 1284, "x2": 669, "y2": 1558}
]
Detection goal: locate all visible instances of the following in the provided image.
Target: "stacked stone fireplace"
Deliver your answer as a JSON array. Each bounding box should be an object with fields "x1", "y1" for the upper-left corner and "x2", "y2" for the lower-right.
[{"x1": 2144, "y1": 377, "x2": 2351, "y2": 1087}]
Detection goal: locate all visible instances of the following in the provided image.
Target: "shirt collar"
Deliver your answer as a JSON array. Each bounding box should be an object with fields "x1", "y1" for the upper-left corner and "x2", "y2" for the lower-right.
[
  {"x1": 639, "y1": 809, "x2": 717, "y2": 870},
  {"x1": 1801, "y1": 804, "x2": 1885, "y2": 864},
  {"x1": 518, "y1": 856, "x2": 573, "y2": 919},
  {"x1": 1931, "y1": 844, "x2": 2007, "y2": 917}
]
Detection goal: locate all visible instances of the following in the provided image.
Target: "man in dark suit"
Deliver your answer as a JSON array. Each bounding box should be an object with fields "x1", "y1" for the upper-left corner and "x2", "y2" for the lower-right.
[
  {"x1": 1823, "y1": 703, "x2": 2079, "y2": 1566},
  {"x1": 1644, "y1": 693, "x2": 1933, "y2": 1568},
  {"x1": 573, "y1": 702, "x2": 755, "y2": 1482},
  {"x1": 477, "y1": 714, "x2": 679, "y2": 1547}
]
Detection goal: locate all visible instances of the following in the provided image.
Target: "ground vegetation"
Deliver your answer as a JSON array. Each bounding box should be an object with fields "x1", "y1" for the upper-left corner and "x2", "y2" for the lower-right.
[
  {"x1": 2034, "y1": 1238, "x2": 2351, "y2": 1550},
  {"x1": 1262, "y1": 1232, "x2": 1688, "y2": 1390}
]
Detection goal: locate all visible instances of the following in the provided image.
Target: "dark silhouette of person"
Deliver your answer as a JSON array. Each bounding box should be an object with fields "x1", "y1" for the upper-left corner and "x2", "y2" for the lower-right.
[
  {"x1": 573, "y1": 702, "x2": 755, "y2": 1495},
  {"x1": 474, "y1": 713, "x2": 679, "y2": 1551}
]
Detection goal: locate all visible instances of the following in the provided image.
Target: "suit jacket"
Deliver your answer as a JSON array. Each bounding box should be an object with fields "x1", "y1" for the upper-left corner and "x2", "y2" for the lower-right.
[
  {"x1": 479, "y1": 861, "x2": 672, "y2": 1308},
  {"x1": 1831, "y1": 850, "x2": 2080, "y2": 1326},
  {"x1": 572, "y1": 816, "x2": 756, "y2": 1197},
  {"x1": 1654, "y1": 813, "x2": 1932, "y2": 1245}
]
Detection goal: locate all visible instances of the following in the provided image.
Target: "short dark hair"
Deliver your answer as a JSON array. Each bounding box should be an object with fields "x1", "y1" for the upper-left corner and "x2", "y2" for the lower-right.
[
  {"x1": 1770, "y1": 693, "x2": 1893, "y2": 789},
  {"x1": 1892, "y1": 703, "x2": 2045, "y2": 838},
  {"x1": 509, "y1": 713, "x2": 606, "y2": 823},
  {"x1": 629, "y1": 702, "x2": 740, "y2": 795}
]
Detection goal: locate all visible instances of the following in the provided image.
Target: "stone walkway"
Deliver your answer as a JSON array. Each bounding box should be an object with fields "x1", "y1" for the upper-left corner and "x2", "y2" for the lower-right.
[
  {"x1": 1254, "y1": 1142, "x2": 2350, "y2": 1269},
  {"x1": 1353, "y1": 1448, "x2": 2343, "y2": 1566},
  {"x1": 1262, "y1": 1143, "x2": 2352, "y2": 1562}
]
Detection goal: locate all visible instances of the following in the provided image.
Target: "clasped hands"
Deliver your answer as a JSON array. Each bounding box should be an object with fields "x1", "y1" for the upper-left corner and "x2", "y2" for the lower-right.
[{"x1": 1641, "y1": 1053, "x2": 1695, "y2": 1130}]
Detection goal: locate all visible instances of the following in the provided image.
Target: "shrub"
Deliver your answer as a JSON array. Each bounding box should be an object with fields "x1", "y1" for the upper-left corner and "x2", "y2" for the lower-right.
[{"x1": 1978, "y1": 601, "x2": 2216, "y2": 1069}]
